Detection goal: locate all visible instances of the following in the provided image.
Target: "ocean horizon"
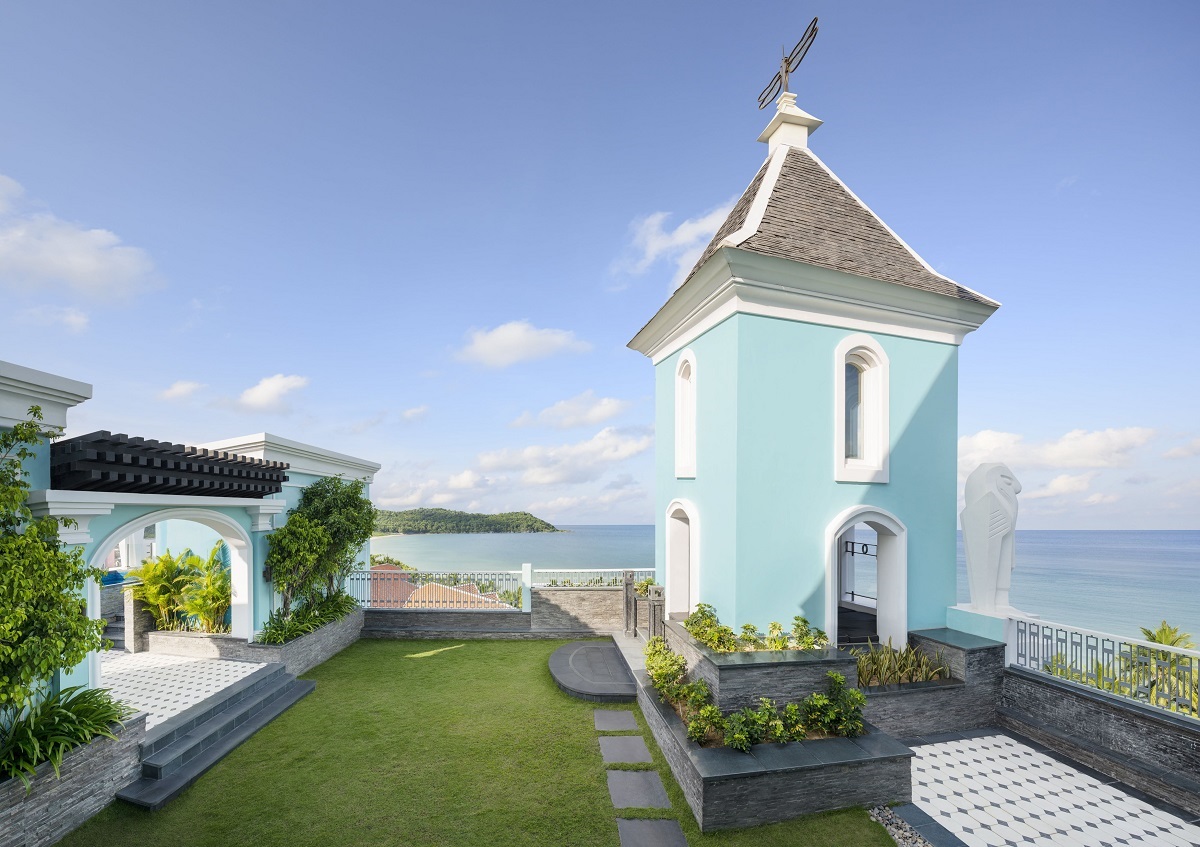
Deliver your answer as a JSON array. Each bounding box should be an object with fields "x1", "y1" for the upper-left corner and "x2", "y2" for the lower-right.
[{"x1": 370, "y1": 526, "x2": 1200, "y2": 642}]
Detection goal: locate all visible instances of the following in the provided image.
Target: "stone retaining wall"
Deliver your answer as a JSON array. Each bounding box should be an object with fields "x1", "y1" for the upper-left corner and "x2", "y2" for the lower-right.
[
  {"x1": 999, "y1": 666, "x2": 1200, "y2": 816},
  {"x1": 664, "y1": 619, "x2": 857, "y2": 712},
  {"x1": 147, "y1": 608, "x2": 364, "y2": 676},
  {"x1": 636, "y1": 672, "x2": 911, "y2": 831},
  {"x1": 362, "y1": 608, "x2": 531, "y2": 633},
  {"x1": 863, "y1": 628, "x2": 1006, "y2": 738},
  {"x1": 530, "y1": 587, "x2": 622, "y2": 632},
  {"x1": 0, "y1": 713, "x2": 146, "y2": 847}
]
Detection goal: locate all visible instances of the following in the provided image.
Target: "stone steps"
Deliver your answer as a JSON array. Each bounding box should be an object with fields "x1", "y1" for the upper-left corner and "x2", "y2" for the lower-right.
[{"x1": 117, "y1": 662, "x2": 314, "y2": 810}]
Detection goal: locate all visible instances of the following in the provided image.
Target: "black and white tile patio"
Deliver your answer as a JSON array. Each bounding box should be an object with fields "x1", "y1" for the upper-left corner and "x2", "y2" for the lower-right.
[
  {"x1": 99, "y1": 650, "x2": 266, "y2": 729},
  {"x1": 910, "y1": 730, "x2": 1200, "y2": 847}
]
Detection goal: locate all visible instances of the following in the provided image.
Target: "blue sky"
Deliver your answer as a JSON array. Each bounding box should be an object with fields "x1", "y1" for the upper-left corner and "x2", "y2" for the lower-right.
[{"x1": 1, "y1": 2, "x2": 1197, "y2": 528}]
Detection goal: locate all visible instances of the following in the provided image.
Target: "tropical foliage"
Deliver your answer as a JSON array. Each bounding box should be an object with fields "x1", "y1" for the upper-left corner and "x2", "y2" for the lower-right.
[
  {"x1": 0, "y1": 406, "x2": 107, "y2": 713},
  {"x1": 127, "y1": 550, "x2": 200, "y2": 630},
  {"x1": 852, "y1": 640, "x2": 950, "y2": 687},
  {"x1": 682, "y1": 603, "x2": 830, "y2": 653},
  {"x1": 257, "y1": 592, "x2": 359, "y2": 645},
  {"x1": 375, "y1": 507, "x2": 557, "y2": 535},
  {"x1": 644, "y1": 637, "x2": 866, "y2": 752},
  {"x1": 369, "y1": 553, "x2": 415, "y2": 570},
  {"x1": 181, "y1": 542, "x2": 233, "y2": 633}
]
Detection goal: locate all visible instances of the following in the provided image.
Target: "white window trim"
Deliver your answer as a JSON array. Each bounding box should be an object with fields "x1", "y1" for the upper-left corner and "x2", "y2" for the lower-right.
[
  {"x1": 674, "y1": 349, "x2": 697, "y2": 479},
  {"x1": 833, "y1": 334, "x2": 889, "y2": 483}
]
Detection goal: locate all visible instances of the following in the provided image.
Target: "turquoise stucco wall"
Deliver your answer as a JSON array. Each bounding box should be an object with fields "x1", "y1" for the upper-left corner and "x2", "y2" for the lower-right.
[
  {"x1": 156, "y1": 520, "x2": 223, "y2": 561},
  {"x1": 655, "y1": 311, "x2": 960, "y2": 634}
]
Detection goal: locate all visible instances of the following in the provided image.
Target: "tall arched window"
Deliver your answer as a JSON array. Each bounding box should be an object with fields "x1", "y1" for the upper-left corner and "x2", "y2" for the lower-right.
[
  {"x1": 675, "y1": 350, "x2": 697, "y2": 478},
  {"x1": 834, "y1": 335, "x2": 889, "y2": 483}
]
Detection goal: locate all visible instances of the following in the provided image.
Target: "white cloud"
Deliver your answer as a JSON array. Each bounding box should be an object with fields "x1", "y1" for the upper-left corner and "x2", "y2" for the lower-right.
[
  {"x1": 1083, "y1": 493, "x2": 1120, "y2": 506},
  {"x1": 1024, "y1": 473, "x2": 1098, "y2": 500},
  {"x1": 457, "y1": 320, "x2": 591, "y2": 369},
  {"x1": 617, "y1": 203, "x2": 733, "y2": 291},
  {"x1": 478, "y1": 426, "x2": 653, "y2": 485},
  {"x1": 446, "y1": 469, "x2": 482, "y2": 490},
  {"x1": 16, "y1": 304, "x2": 89, "y2": 333},
  {"x1": 1164, "y1": 437, "x2": 1200, "y2": 460},
  {"x1": 959, "y1": 427, "x2": 1155, "y2": 477},
  {"x1": 0, "y1": 174, "x2": 156, "y2": 298},
  {"x1": 402, "y1": 405, "x2": 429, "y2": 421},
  {"x1": 159, "y1": 380, "x2": 205, "y2": 401},
  {"x1": 236, "y1": 374, "x2": 309, "y2": 413},
  {"x1": 512, "y1": 390, "x2": 631, "y2": 429}
]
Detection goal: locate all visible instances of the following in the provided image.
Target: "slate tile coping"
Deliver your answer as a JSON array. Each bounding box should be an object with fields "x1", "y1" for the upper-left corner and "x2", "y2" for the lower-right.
[
  {"x1": 664, "y1": 619, "x2": 853, "y2": 667},
  {"x1": 638, "y1": 671, "x2": 914, "y2": 780},
  {"x1": 861, "y1": 677, "x2": 965, "y2": 697},
  {"x1": 616, "y1": 819, "x2": 689, "y2": 847},
  {"x1": 600, "y1": 736, "x2": 653, "y2": 764},
  {"x1": 607, "y1": 770, "x2": 671, "y2": 809},
  {"x1": 891, "y1": 804, "x2": 968, "y2": 847},
  {"x1": 595, "y1": 709, "x2": 639, "y2": 731},
  {"x1": 909, "y1": 627, "x2": 1005, "y2": 652}
]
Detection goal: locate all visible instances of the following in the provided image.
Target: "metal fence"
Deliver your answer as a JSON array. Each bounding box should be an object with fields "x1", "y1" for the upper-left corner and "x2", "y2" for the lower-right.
[
  {"x1": 1010, "y1": 615, "x2": 1200, "y2": 720},
  {"x1": 531, "y1": 568, "x2": 654, "y2": 588},
  {"x1": 346, "y1": 569, "x2": 523, "y2": 610}
]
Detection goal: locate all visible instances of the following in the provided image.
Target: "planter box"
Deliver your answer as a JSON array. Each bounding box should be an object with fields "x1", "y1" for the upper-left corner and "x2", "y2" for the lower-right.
[
  {"x1": 664, "y1": 619, "x2": 857, "y2": 712},
  {"x1": 531, "y1": 587, "x2": 622, "y2": 633},
  {"x1": 636, "y1": 672, "x2": 911, "y2": 831},
  {"x1": 0, "y1": 713, "x2": 146, "y2": 847},
  {"x1": 148, "y1": 607, "x2": 363, "y2": 676}
]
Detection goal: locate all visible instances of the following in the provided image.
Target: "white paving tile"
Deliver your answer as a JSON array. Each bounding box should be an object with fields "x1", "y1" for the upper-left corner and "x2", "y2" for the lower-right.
[
  {"x1": 99, "y1": 650, "x2": 265, "y2": 728},
  {"x1": 911, "y1": 732, "x2": 1200, "y2": 847}
]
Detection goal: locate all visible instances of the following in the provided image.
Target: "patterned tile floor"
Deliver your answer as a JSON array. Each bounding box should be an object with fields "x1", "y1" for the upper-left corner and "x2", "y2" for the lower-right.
[
  {"x1": 100, "y1": 650, "x2": 265, "y2": 728},
  {"x1": 911, "y1": 730, "x2": 1200, "y2": 847}
]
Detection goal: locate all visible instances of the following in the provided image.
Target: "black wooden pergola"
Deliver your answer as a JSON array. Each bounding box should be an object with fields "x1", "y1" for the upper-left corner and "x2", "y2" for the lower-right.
[{"x1": 51, "y1": 431, "x2": 289, "y2": 498}]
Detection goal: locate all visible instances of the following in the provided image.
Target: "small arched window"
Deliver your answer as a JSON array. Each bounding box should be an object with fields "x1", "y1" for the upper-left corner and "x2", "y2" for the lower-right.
[
  {"x1": 834, "y1": 335, "x2": 889, "y2": 483},
  {"x1": 675, "y1": 350, "x2": 697, "y2": 478}
]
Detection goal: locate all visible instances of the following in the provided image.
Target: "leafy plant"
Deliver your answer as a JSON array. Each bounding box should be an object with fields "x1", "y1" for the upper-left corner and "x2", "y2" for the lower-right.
[
  {"x1": 682, "y1": 603, "x2": 739, "y2": 653},
  {"x1": 256, "y1": 591, "x2": 360, "y2": 645},
  {"x1": 126, "y1": 549, "x2": 201, "y2": 630},
  {"x1": 180, "y1": 541, "x2": 232, "y2": 633},
  {"x1": 852, "y1": 640, "x2": 949, "y2": 687},
  {"x1": 800, "y1": 671, "x2": 866, "y2": 738},
  {"x1": 684, "y1": 605, "x2": 828, "y2": 653},
  {"x1": 293, "y1": 476, "x2": 376, "y2": 596},
  {"x1": 764, "y1": 622, "x2": 790, "y2": 651},
  {"x1": 1, "y1": 686, "x2": 132, "y2": 790},
  {"x1": 792, "y1": 616, "x2": 830, "y2": 650},
  {"x1": 686, "y1": 704, "x2": 726, "y2": 744},
  {"x1": 265, "y1": 512, "x2": 331, "y2": 617},
  {"x1": 633, "y1": 576, "x2": 655, "y2": 597},
  {"x1": 644, "y1": 636, "x2": 688, "y2": 701},
  {"x1": 369, "y1": 553, "x2": 415, "y2": 570},
  {"x1": 0, "y1": 406, "x2": 107, "y2": 713}
]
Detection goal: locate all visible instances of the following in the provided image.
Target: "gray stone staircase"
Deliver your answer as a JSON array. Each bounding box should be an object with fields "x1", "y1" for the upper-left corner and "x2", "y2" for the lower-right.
[
  {"x1": 117, "y1": 662, "x2": 314, "y2": 810},
  {"x1": 102, "y1": 614, "x2": 125, "y2": 651}
]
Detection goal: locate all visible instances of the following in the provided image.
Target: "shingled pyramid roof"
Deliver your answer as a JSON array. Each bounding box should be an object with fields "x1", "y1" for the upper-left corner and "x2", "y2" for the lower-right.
[{"x1": 680, "y1": 110, "x2": 995, "y2": 306}]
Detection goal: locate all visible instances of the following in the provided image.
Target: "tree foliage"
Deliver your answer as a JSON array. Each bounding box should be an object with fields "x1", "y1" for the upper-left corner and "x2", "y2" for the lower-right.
[
  {"x1": 375, "y1": 507, "x2": 557, "y2": 535},
  {"x1": 264, "y1": 512, "x2": 330, "y2": 617},
  {"x1": 0, "y1": 406, "x2": 106, "y2": 712},
  {"x1": 293, "y1": 476, "x2": 376, "y2": 594}
]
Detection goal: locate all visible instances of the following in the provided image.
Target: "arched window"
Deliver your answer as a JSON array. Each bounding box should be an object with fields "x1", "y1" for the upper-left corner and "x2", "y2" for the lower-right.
[
  {"x1": 834, "y1": 334, "x2": 889, "y2": 483},
  {"x1": 675, "y1": 350, "x2": 697, "y2": 478}
]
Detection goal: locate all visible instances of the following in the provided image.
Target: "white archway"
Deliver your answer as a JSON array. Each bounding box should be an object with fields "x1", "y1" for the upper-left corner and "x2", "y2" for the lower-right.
[
  {"x1": 665, "y1": 499, "x2": 699, "y2": 618},
  {"x1": 824, "y1": 505, "x2": 907, "y2": 646},
  {"x1": 89, "y1": 508, "x2": 256, "y2": 641}
]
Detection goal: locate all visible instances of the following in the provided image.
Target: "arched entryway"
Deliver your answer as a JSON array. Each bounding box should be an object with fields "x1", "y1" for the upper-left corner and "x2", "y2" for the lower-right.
[
  {"x1": 825, "y1": 506, "x2": 907, "y2": 647},
  {"x1": 665, "y1": 499, "x2": 698, "y2": 618}
]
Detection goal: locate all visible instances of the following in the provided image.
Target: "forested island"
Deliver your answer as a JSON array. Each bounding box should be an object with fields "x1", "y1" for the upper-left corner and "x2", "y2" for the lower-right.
[{"x1": 374, "y1": 508, "x2": 559, "y2": 535}]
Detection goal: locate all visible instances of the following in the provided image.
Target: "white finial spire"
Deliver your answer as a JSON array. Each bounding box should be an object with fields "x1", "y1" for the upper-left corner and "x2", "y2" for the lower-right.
[{"x1": 757, "y1": 93, "x2": 823, "y2": 153}]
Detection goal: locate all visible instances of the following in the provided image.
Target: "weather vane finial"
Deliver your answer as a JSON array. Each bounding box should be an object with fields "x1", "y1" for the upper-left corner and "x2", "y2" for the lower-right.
[{"x1": 757, "y1": 17, "x2": 819, "y2": 110}]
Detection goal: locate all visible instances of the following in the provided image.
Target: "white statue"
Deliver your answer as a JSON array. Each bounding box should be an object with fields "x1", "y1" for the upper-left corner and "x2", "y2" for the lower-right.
[{"x1": 960, "y1": 463, "x2": 1022, "y2": 613}]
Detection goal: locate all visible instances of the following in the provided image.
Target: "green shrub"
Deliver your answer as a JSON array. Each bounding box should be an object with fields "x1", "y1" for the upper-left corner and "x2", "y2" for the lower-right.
[
  {"x1": 633, "y1": 576, "x2": 655, "y2": 597},
  {"x1": 180, "y1": 542, "x2": 232, "y2": 633},
  {"x1": 791, "y1": 616, "x2": 830, "y2": 650},
  {"x1": 644, "y1": 637, "x2": 688, "y2": 701},
  {"x1": 256, "y1": 591, "x2": 359, "y2": 645},
  {"x1": 686, "y1": 703, "x2": 726, "y2": 744},
  {"x1": 369, "y1": 554, "x2": 414, "y2": 570},
  {"x1": 800, "y1": 671, "x2": 866, "y2": 738},
  {"x1": 852, "y1": 640, "x2": 949, "y2": 687},
  {"x1": 126, "y1": 550, "x2": 201, "y2": 630},
  {"x1": 682, "y1": 604, "x2": 738, "y2": 653},
  {"x1": 1, "y1": 686, "x2": 132, "y2": 789},
  {"x1": 764, "y1": 621, "x2": 790, "y2": 651}
]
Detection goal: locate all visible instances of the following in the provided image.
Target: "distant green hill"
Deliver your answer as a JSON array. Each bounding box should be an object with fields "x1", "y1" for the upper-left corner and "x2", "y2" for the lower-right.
[{"x1": 375, "y1": 508, "x2": 559, "y2": 535}]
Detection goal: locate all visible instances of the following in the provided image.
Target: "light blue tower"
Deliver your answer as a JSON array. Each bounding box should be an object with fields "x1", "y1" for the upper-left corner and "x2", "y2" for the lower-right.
[{"x1": 628, "y1": 94, "x2": 999, "y2": 645}]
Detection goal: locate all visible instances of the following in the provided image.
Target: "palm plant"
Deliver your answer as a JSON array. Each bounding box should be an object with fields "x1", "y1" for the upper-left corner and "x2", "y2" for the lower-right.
[
  {"x1": 126, "y1": 550, "x2": 200, "y2": 630},
  {"x1": 180, "y1": 541, "x2": 232, "y2": 633},
  {"x1": 1139, "y1": 621, "x2": 1198, "y2": 716}
]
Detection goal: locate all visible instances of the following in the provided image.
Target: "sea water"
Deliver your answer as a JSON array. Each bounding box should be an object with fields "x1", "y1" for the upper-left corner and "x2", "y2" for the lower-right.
[{"x1": 370, "y1": 527, "x2": 1200, "y2": 642}]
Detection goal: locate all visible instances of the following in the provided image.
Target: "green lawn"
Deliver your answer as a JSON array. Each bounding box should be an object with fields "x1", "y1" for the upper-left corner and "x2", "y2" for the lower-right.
[{"x1": 60, "y1": 639, "x2": 894, "y2": 847}]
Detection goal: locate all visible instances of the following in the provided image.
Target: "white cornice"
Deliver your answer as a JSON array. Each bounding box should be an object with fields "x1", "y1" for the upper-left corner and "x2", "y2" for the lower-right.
[
  {"x1": 25, "y1": 490, "x2": 287, "y2": 543},
  {"x1": 628, "y1": 248, "x2": 999, "y2": 364},
  {"x1": 0, "y1": 360, "x2": 92, "y2": 428},
  {"x1": 198, "y1": 432, "x2": 380, "y2": 482}
]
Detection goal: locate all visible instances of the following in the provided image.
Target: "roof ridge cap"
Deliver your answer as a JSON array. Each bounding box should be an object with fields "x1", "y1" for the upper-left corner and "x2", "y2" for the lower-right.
[{"x1": 720, "y1": 144, "x2": 789, "y2": 248}]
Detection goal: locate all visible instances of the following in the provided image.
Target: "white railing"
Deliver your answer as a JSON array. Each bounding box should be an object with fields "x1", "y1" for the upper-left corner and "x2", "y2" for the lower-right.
[
  {"x1": 346, "y1": 569, "x2": 523, "y2": 610},
  {"x1": 1009, "y1": 615, "x2": 1200, "y2": 721},
  {"x1": 531, "y1": 568, "x2": 654, "y2": 588}
]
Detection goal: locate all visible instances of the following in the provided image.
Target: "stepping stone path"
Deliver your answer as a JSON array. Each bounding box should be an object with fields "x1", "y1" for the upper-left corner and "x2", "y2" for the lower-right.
[{"x1": 594, "y1": 708, "x2": 688, "y2": 846}]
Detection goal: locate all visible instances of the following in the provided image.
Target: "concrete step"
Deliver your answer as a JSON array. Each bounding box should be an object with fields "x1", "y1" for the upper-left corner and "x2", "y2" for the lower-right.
[{"x1": 117, "y1": 678, "x2": 315, "y2": 810}]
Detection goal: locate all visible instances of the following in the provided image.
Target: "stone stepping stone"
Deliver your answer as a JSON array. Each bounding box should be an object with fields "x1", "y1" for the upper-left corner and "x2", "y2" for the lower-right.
[
  {"x1": 600, "y1": 735, "x2": 653, "y2": 764},
  {"x1": 617, "y1": 819, "x2": 688, "y2": 847},
  {"x1": 595, "y1": 709, "x2": 638, "y2": 731},
  {"x1": 607, "y1": 770, "x2": 671, "y2": 809}
]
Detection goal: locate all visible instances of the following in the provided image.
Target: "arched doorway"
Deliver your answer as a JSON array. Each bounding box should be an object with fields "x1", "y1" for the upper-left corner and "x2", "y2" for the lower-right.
[
  {"x1": 88, "y1": 508, "x2": 256, "y2": 641},
  {"x1": 825, "y1": 506, "x2": 907, "y2": 647},
  {"x1": 665, "y1": 499, "x2": 698, "y2": 618}
]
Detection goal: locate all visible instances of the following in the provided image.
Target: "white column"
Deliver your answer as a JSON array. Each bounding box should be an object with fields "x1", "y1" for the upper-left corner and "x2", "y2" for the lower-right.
[{"x1": 521, "y1": 563, "x2": 532, "y2": 613}]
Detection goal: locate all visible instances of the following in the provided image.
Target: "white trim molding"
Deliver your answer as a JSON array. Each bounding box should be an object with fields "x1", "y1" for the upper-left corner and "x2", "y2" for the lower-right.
[
  {"x1": 665, "y1": 499, "x2": 700, "y2": 617},
  {"x1": 833, "y1": 333, "x2": 890, "y2": 484},
  {"x1": 0, "y1": 359, "x2": 92, "y2": 429},
  {"x1": 674, "y1": 350, "x2": 697, "y2": 479},
  {"x1": 824, "y1": 505, "x2": 908, "y2": 647},
  {"x1": 198, "y1": 432, "x2": 381, "y2": 482}
]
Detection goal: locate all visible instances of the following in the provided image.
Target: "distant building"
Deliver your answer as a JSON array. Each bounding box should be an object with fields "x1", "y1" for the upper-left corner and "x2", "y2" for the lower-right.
[{"x1": 628, "y1": 94, "x2": 998, "y2": 645}]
